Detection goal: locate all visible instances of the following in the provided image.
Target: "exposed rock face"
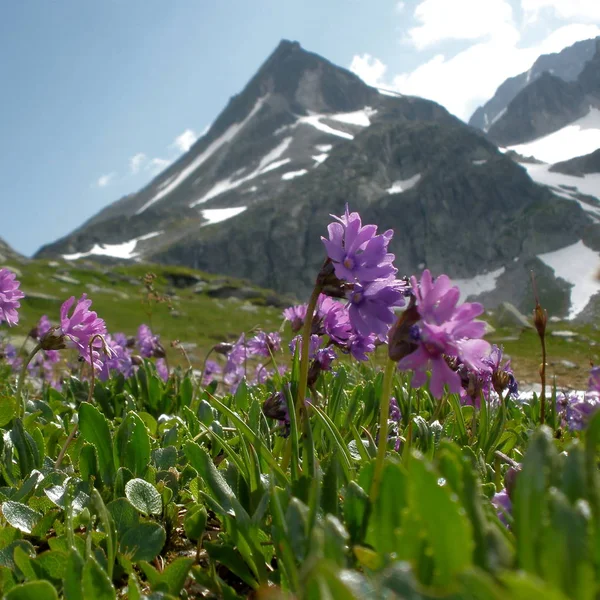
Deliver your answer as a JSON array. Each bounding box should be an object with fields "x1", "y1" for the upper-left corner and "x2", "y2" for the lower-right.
[
  {"x1": 34, "y1": 39, "x2": 598, "y2": 318},
  {"x1": 550, "y1": 148, "x2": 600, "y2": 176},
  {"x1": 469, "y1": 36, "x2": 599, "y2": 131},
  {"x1": 486, "y1": 39, "x2": 600, "y2": 146},
  {"x1": 149, "y1": 119, "x2": 591, "y2": 312}
]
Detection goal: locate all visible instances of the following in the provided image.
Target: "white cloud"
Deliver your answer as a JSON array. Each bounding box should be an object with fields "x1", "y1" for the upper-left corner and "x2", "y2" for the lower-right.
[
  {"x1": 349, "y1": 54, "x2": 388, "y2": 88},
  {"x1": 522, "y1": 0, "x2": 600, "y2": 22},
  {"x1": 96, "y1": 173, "x2": 115, "y2": 188},
  {"x1": 407, "y1": 0, "x2": 516, "y2": 50},
  {"x1": 350, "y1": 21, "x2": 600, "y2": 120},
  {"x1": 148, "y1": 158, "x2": 170, "y2": 173},
  {"x1": 130, "y1": 153, "x2": 147, "y2": 174},
  {"x1": 172, "y1": 129, "x2": 197, "y2": 153}
]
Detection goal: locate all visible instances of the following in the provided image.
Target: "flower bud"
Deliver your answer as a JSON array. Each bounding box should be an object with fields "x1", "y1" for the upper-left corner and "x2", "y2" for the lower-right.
[
  {"x1": 262, "y1": 391, "x2": 289, "y2": 421},
  {"x1": 504, "y1": 466, "x2": 520, "y2": 500},
  {"x1": 213, "y1": 342, "x2": 234, "y2": 355},
  {"x1": 388, "y1": 302, "x2": 420, "y2": 362},
  {"x1": 131, "y1": 354, "x2": 144, "y2": 366},
  {"x1": 316, "y1": 259, "x2": 348, "y2": 298},
  {"x1": 40, "y1": 326, "x2": 67, "y2": 351}
]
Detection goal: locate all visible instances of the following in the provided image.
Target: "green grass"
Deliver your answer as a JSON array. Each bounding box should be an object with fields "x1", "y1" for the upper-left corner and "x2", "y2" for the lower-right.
[{"x1": 3, "y1": 258, "x2": 292, "y2": 367}]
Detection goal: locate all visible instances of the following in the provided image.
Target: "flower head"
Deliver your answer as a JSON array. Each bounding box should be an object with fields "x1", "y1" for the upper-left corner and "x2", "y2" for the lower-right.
[
  {"x1": 98, "y1": 334, "x2": 134, "y2": 381},
  {"x1": 492, "y1": 489, "x2": 512, "y2": 527},
  {"x1": 322, "y1": 206, "x2": 396, "y2": 283},
  {"x1": 557, "y1": 391, "x2": 600, "y2": 431},
  {"x1": 53, "y1": 294, "x2": 111, "y2": 371},
  {"x1": 0, "y1": 268, "x2": 25, "y2": 327},
  {"x1": 137, "y1": 324, "x2": 164, "y2": 358},
  {"x1": 248, "y1": 331, "x2": 281, "y2": 358},
  {"x1": 397, "y1": 270, "x2": 491, "y2": 398},
  {"x1": 348, "y1": 278, "x2": 405, "y2": 338},
  {"x1": 283, "y1": 304, "x2": 307, "y2": 333}
]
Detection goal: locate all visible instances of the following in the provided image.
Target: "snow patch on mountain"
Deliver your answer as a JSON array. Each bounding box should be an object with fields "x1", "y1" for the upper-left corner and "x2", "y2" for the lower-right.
[
  {"x1": 538, "y1": 240, "x2": 600, "y2": 319},
  {"x1": 282, "y1": 169, "x2": 308, "y2": 180},
  {"x1": 190, "y1": 137, "x2": 294, "y2": 207},
  {"x1": 201, "y1": 207, "x2": 247, "y2": 225},
  {"x1": 483, "y1": 107, "x2": 507, "y2": 133},
  {"x1": 521, "y1": 163, "x2": 600, "y2": 220},
  {"x1": 137, "y1": 96, "x2": 268, "y2": 214},
  {"x1": 506, "y1": 108, "x2": 600, "y2": 163},
  {"x1": 63, "y1": 231, "x2": 162, "y2": 261},
  {"x1": 312, "y1": 153, "x2": 328, "y2": 166},
  {"x1": 298, "y1": 114, "x2": 354, "y2": 140},
  {"x1": 386, "y1": 174, "x2": 422, "y2": 194},
  {"x1": 453, "y1": 267, "x2": 506, "y2": 303},
  {"x1": 330, "y1": 107, "x2": 377, "y2": 127}
]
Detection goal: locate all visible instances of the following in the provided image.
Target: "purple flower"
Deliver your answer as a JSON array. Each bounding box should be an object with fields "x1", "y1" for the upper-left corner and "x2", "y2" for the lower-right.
[
  {"x1": 557, "y1": 391, "x2": 600, "y2": 431},
  {"x1": 348, "y1": 278, "x2": 405, "y2": 338},
  {"x1": 322, "y1": 206, "x2": 396, "y2": 283},
  {"x1": 37, "y1": 315, "x2": 52, "y2": 338},
  {"x1": 314, "y1": 346, "x2": 336, "y2": 371},
  {"x1": 397, "y1": 270, "x2": 491, "y2": 398},
  {"x1": 289, "y1": 334, "x2": 322, "y2": 358},
  {"x1": 223, "y1": 334, "x2": 248, "y2": 391},
  {"x1": 347, "y1": 333, "x2": 377, "y2": 361},
  {"x1": 1, "y1": 343, "x2": 22, "y2": 371},
  {"x1": 137, "y1": 324, "x2": 163, "y2": 358},
  {"x1": 248, "y1": 331, "x2": 281, "y2": 358},
  {"x1": 283, "y1": 304, "x2": 307, "y2": 333},
  {"x1": 483, "y1": 345, "x2": 518, "y2": 397},
  {"x1": 389, "y1": 396, "x2": 401, "y2": 423},
  {"x1": 57, "y1": 294, "x2": 110, "y2": 372},
  {"x1": 156, "y1": 358, "x2": 169, "y2": 382},
  {"x1": 316, "y1": 295, "x2": 352, "y2": 343},
  {"x1": 98, "y1": 334, "x2": 134, "y2": 381},
  {"x1": 492, "y1": 489, "x2": 512, "y2": 526},
  {"x1": 0, "y1": 268, "x2": 25, "y2": 327},
  {"x1": 203, "y1": 359, "x2": 221, "y2": 386}
]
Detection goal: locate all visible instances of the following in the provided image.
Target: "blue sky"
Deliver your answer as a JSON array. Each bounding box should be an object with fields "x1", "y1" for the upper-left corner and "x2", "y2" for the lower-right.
[{"x1": 2, "y1": 0, "x2": 599, "y2": 256}]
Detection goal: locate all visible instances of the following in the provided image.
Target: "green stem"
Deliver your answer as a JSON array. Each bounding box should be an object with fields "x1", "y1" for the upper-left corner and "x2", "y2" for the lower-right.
[
  {"x1": 540, "y1": 336, "x2": 547, "y2": 426},
  {"x1": 15, "y1": 343, "x2": 42, "y2": 419},
  {"x1": 369, "y1": 357, "x2": 396, "y2": 505},
  {"x1": 55, "y1": 336, "x2": 101, "y2": 469},
  {"x1": 295, "y1": 284, "x2": 322, "y2": 417}
]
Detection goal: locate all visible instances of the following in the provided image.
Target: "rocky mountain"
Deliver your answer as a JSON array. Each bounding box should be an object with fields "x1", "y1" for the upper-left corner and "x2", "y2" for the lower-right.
[
  {"x1": 485, "y1": 39, "x2": 600, "y2": 146},
  {"x1": 36, "y1": 40, "x2": 600, "y2": 320},
  {"x1": 0, "y1": 238, "x2": 25, "y2": 265},
  {"x1": 469, "y1": 36, "x2": 600, "y2": 132}
]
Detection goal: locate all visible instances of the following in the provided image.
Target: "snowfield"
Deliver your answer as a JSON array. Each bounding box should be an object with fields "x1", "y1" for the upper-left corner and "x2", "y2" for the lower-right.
[
  {"x1": 453, "y1": 267, "x2": 506, "y2": 303},
  {"x1": 62, "y1": 231, "x2": 162, "y2": 261},
  {"x1": 538, "y1": 240, "x2": 600, "y2": 319},
  {"x1": 507, "y1": 108, "x2": 600, "y2": 163},
  {"x1": 201, "y1": 207, "x2": 247, "y2": 225}
]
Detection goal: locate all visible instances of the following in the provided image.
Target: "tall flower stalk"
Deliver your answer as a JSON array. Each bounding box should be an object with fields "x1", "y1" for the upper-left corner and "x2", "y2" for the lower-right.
[
  {"x1": 531, "y1": 273, "x2": 548, "y2": 425},
  {"x1": 15, "y1": 343, "x2": 42, "y2": 419}
]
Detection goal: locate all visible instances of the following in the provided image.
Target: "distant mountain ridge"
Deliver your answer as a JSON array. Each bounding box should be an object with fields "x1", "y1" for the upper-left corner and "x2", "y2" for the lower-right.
[
  {"x1": 469, "y1": 36, "x2": 600, "y2": 132},
  {"x1": 36, "y1": 39, "x2": 600, "y2": 320}
]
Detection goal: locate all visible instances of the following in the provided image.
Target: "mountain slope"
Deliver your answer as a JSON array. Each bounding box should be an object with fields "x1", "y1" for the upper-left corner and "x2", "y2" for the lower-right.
[
  {"x1": 36, "y1": 40, "x2": 599, "y2": 320},
  {"x1": 469, "y1": 36, "x2": 599, "y2": 131},
  {"x1": 37, "y1": 40, "x2": 454, "y2": 260},
  {"x1": 149, "y1": 118, "x2": 593, "y2": 315},
  {"x1": 487, "y1": 39, "x2": 600, "y2": 146}
]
